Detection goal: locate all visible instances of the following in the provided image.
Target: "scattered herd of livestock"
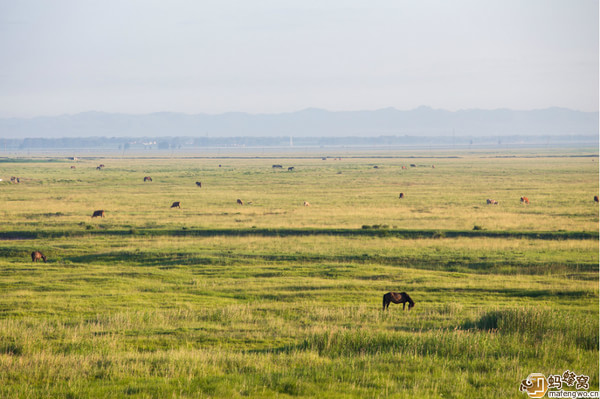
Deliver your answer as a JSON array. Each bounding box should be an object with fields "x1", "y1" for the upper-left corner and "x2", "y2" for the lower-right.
[
  {"x1": 20, "y1": 161, "x2": 599, "y2": 313},
  {"x1": 11, "y1": 161, "x2": 599, "y2": 271},
  {"x1": 9, "y1": 162, "x2": 600, "y2": 219}
]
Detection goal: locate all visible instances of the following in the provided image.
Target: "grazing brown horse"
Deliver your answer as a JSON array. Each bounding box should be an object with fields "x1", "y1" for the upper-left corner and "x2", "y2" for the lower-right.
[
  {"x1": 91, "y1": 210, "x2": 105, "y2": 218},
  {"x1": 486, "y1": 199, "x2": 498, "y2": 205},
  {"x1": 31, "y1": 251, "x2": 47, "y2": 263},
  {"x1": 196, "y1": 182, "x2": 202, "y2": 187},
  {"x1": 144, "y1": 176, "x2": 152, "y2": 182},
  {"x1": 303, "y1": 201, "x2": 310, "y2": 206},
  {"x1": 594, "y1": 195, "x2": 599, "y2": 203},
  {"x1": 237, "y1": 199, "x2": 244, "y2": 205},
  {"x1": 399, "y1": 193, "x2": 404, "y2": 199},
  {"x1": 520, "y1": 196, "x2": 530, "y2": 204},
  {"x1": 171, "y1": 201, "x2": 181, "y2": 208},
  {"x1": 382, "y1": 292, "x2": 415, "y2": 311}
]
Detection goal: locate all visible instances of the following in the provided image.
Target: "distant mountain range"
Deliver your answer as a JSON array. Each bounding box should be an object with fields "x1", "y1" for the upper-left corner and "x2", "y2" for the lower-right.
[{"x1": 0, "y1": 107, "x2": 597, "y2": 138}]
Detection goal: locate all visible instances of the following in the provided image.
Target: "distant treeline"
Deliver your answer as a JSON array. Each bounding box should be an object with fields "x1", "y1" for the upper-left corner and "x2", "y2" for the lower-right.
[{"x1": 0, "y1": 135, "x2": 597, "y2": 150}]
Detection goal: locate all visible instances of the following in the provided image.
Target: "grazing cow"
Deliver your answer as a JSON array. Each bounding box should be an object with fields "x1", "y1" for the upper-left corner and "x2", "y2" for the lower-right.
[
  {"x1": 520, "y1": 196, "x2": 530, "y2": 204},
  {"x1": 99, "y1": 164, "x2": 105, "y2": 168},
  {"x1": 272, "y1": 164, "x2": 283, "y2": 169},
  {"x1": 196, "y1": 182, "x2": 202, "y2": 187},
  {"x1": 96, "y1": 166, "x2": 102, "y2": 170},
  {"x1": 594, "y1": 195, "x2": 599, "y2": 203},
  {"x1": 399, "y1": 193, "x2": 404, "y2": 199},
  {"x1": 143, "y1": 176, "x2": 152, "y2": 182},
  {"x1": 304, "y1": 201, "x2": 310, "y2": 206},
  {"x1": 486, "y1": 199, "x2": 498, "y2": 205},
  {"x1": 91, "y1": 210, "x2": 105, "y2": 218},
  {"x1": 410, "y1": 164, "x2": 416, "y2": 167},
  {"x1": 432, "y1": 165, "x2": 435, "y2": 168},
  {"x1": 288, "y1": 167, "x2": 294, "y2": 171},
  {"x1": 31, "y1": 251, "x2": 47, "y2": 263},
  {"x1": 401, "y1": 166, "x2": 407, "y2": 170},
  {"x1": 70, "y1": 166, "x2": 76, "y2": 169},
  {"x1": 373, "y1": 165, "x2": 379, "y2": 169},
  {"x1": 237, "y1": 199, "x2": 243, "y2": 205},
  {"x1": 171, "y1": 201, "x2": 181, "y2": 209},
  {"x1": 382, "y1": 292, "x2": 415, "y2": 311}
]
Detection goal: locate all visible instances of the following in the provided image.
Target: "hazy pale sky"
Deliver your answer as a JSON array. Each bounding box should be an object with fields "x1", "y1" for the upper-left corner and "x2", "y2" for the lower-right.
[{"x1": 0, "y1": 0, "x2": 598, "y2": 117}]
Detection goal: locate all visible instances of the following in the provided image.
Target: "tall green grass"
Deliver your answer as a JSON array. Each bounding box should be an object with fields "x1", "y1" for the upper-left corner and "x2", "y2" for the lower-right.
[{"x1": 0, "y1": 152, "x2": 597, "y2": 397}]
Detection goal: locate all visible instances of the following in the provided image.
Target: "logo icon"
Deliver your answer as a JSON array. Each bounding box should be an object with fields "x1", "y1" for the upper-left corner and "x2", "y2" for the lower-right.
[{"x1": 519, "y1": 373, "x2": 548, "y2": 398}]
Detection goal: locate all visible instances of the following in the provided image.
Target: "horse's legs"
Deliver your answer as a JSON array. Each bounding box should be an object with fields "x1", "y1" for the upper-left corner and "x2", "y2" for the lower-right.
[
  {"x1": 402, "y1": 302, "x2": 406, "y2": 310},
  {"x1": 383, "y1": 295, "x2": 390, "y2": 310}
]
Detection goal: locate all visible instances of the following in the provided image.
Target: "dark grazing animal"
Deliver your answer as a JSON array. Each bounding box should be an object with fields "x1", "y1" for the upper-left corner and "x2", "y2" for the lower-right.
[
  {"x1": 272, "y1": 164, "x2": 283, "y2": 169},
  {"x1": 196, "y1": 182, "x2": 202, "y2": 187},
  {"x1": 91, "y1": 210, "x2": 105, "y2": 218},
  {"x1": 70, "y1": 166, "x2": 76, "y2": 169},
  {"x1": 31, "y1": 251, "x2": 47, "y2": 263},
  {"x1": 520, "y1": 196, "x2": 530, "y2": 204},
  {"x1": 143, "y1": 176, "x2": 152, "y2": 182},
  {"x1": 594, "y1": 195, "x2": 599, "y2": 203},
  {"x1": 382, "y1": 292, "x2": 415, "y2": 311},
  {"x1": 399, "y1": 193, "x2": 404, "y2": 199},
  {"x1": 171, "y1": 201, "x2": 181, "y2": 208},
  {"x1": 486, "y1": 199, "x2": 498, "y2": 205},
  {"x1": 288, "y1": 167, "x2": 294, "y2": 171},
  {"x1": 237, "y1": 199, "x2": 244, "y2": 205}
]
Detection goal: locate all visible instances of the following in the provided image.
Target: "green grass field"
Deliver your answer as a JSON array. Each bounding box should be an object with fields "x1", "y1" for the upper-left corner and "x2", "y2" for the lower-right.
[{"x1": 0, "y1": 150, "x2": 598, "y2": 398}]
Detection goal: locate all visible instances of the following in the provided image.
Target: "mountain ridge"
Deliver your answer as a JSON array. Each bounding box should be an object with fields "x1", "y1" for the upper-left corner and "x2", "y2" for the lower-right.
[{"x1": 0, "y1": 107, "x2": 597, "y2": 138}]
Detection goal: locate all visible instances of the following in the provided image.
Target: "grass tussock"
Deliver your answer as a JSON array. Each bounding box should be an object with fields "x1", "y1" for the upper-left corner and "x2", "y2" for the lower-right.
[{"x1": 464, "y1": 307, "x2": 599, "y2": 350}]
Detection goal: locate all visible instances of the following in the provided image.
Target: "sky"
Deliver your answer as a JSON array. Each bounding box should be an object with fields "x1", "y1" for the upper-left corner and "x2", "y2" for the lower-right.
[{"x1": 0, "y1": 0, "x2": 598, "y2": 118}]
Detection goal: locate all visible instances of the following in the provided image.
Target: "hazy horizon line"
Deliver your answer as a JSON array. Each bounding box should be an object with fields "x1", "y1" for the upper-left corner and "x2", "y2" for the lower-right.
[{"x1": 2, "y1": 105, "x2": 599, "y2": 119}]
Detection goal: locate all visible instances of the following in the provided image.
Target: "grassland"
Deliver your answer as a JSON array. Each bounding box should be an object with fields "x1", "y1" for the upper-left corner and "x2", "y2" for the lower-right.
[{"x1": 0, "y1": 150, "x2": 598, "y2": 398}]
